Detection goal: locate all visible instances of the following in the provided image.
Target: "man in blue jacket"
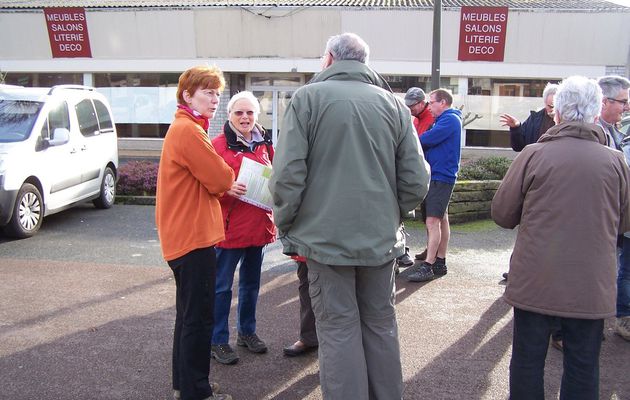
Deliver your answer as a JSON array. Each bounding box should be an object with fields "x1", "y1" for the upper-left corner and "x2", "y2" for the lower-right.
[{"x1": 409, "y1": 89, "x2": 462, "y2": 282}]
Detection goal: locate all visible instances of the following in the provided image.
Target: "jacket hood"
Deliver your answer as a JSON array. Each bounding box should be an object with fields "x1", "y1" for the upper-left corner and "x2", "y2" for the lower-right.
[
  {"x1": 538, "y1": 121, "x2": 607, "y2": 145},
  {"x1": 437, "y1": 107, "x2": 463, "y2": 120},
  {"x1": 310, "y1": 60, "x2": 392, "y2": 92}
]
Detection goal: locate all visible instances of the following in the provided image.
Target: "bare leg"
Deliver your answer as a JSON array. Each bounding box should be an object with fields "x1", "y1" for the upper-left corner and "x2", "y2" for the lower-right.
[
  {"x1": 436, "y1": 213, "x2": 450, "y2": 259},
  {"x1": 425, "y1": 216, "x2": 442, "y2": 264}
]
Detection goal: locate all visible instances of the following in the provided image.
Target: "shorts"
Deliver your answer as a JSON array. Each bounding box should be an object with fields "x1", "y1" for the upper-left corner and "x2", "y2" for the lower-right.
[{"x1": 421, "y1": 180, "x2": 455, "y2": 219}]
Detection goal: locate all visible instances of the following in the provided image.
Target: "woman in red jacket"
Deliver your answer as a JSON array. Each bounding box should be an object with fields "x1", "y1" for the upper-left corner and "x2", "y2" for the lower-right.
[{"x1": 210, "y1": 91, "x2": 276, "y2": 365}]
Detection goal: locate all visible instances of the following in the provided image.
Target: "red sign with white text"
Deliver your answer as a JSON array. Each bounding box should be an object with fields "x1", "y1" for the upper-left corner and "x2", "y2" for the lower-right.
[
  {"x1": 458, "y1": 6, "x2": 508, "y2": 62},
  {"x1": 44, "y1": 7, "x2": 92, "y2": 58}
]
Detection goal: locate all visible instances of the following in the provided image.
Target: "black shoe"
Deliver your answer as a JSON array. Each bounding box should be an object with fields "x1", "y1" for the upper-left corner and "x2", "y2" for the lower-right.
[
  {"x1": 415, "y1": 249, "x2": 428, "y2": 261},
  {"x1": 396, "y1": 250, "x2": 414, "y2": 267},
  {"x1": 283, "y1": 340, "x2": 318, "y2": 357},
  {"x1": 211, "y1": 344, "x2": 239, "y2": 365},
  {"x1": 502, "y1": 272, "x2": 509, "y2": 281},
  {"x1": 407, "y1": 262, "x2": 435, "y2": 282},
  {"x1": 237, "y1": 333, "x2": 268, "y2": 353},
  {"x1": 433, "y1": 257, "x2": 447, "y2": 276}
]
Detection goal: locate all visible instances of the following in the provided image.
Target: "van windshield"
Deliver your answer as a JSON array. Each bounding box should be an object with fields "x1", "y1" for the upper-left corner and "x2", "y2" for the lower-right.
[{"x1": 0, "y1": 100, "x2": 43, "y2": 143}]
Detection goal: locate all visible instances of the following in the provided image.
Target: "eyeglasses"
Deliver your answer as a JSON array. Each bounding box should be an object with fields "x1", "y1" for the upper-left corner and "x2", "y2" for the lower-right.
[
  {"x1": 607, "y1": 97, "x2": 629, "y2": 106},
  {"x1": 232, "y1": 110, "x2": 255, "y2": 116}
]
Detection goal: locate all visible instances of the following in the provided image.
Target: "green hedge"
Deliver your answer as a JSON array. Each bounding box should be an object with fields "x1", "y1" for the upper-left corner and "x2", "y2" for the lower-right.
[{"x1": 458, "y1": 156, "x2": 512, "y2": 181}]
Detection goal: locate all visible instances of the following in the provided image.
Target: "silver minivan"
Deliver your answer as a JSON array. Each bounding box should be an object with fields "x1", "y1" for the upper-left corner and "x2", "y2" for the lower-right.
[{"x1": 0, "y1": 85, "x2": 118, "y2": 238}]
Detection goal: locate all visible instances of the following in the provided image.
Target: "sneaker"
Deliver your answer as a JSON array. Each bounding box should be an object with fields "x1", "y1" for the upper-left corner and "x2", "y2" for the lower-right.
[
  {"x1": 415, "y1": 249, "x2": 428, "y2": 261},
  {"x1": 616, "y1": 316, "x2": 630, "y2": 341},
  {"x1": 396, "y1": 247, "x2": 414, "y2": 267},
  {"x1": 237, "y1": 333, "x2": 268, "y2": 353},
  {"x1": 433, "y1": 257, "x2": 447, "y2": 276},
  {"x1": 407, "y1": 262, "x2": 435, "y2": 282},
  {"x1": 211, "y1": 344, "x2": 239, "y2": 365}
]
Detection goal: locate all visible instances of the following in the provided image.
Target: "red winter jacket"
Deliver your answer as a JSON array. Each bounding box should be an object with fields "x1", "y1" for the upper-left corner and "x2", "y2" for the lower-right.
[{"x1": 211, "y1": 122, "x2": 277, "y2": 249}]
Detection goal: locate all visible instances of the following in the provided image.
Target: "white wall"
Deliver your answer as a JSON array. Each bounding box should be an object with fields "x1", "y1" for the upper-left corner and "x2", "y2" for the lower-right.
[{"x1": 1, "y1": 7, "x2": 628, "y2": 77}]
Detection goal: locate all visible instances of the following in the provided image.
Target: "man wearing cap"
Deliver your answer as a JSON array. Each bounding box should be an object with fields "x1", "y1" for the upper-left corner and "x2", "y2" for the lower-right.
[
  {"x1": 405, "y1": 87, "x2": 434, "y2": 138},
  {"x1": 401, "y1": 87, "x2": 435, "y2": 269}
]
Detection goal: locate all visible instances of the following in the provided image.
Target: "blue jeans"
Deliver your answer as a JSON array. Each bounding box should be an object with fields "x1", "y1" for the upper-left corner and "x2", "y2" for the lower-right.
[
  {"x1": 617, "y1": 236, "x2": 630, "y2": 317},
  {"x1": 510, "y1": 308, "x2": 603, "y2": 400},
  {"x1": 212, "y1": 246, "x2": 263, "y2": 344},
  {"x1": 168, "y1": 246, "x2": 216, "y2": 400}
]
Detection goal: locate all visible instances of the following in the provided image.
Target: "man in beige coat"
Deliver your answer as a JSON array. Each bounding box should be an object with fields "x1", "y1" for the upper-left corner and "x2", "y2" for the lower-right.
[{"x1": 492, "y1": 75, "x2": 630, "y2": 400}]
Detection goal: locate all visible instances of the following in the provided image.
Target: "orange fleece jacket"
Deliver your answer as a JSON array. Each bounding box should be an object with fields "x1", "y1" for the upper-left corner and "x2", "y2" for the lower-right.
[{"x1": 156, "y1": 109, "x2": 235, "y2": 261}]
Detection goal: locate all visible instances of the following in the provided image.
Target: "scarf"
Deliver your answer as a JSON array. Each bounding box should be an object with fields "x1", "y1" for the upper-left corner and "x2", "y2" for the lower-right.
[{"x1": 177, "y1": 104, "x2": 209, "y2": 131}]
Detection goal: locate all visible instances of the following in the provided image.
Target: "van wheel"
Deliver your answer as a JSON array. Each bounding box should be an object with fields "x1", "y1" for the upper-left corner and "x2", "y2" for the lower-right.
[
  {"x1": 6, "y1": 183, "x2": 43, "y2": 238},
  {"x1": 93, "y1": 167, "x2": 116, "y2": 209}
]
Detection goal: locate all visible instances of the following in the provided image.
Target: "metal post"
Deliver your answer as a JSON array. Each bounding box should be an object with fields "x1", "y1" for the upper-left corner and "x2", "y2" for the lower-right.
[{"x1": 431, "y1": 0, "x2": 442, "y2": 90}]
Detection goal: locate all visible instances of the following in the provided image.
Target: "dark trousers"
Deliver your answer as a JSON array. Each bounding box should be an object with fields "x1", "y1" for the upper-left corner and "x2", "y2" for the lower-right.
[
  {"x1": 510, "y1": 308, "x2": 603, "y2": 400},
  {"x1": 168, "y1": 247, "x2": 217, "y2": 400},
  {"x1": 296, "y1": 261, "x2": 318, "y2": 346}
]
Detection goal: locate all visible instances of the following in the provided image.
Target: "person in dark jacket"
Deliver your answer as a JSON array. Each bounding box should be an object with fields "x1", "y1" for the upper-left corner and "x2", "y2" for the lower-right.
[
  {"x1": 500, "y1": 82, "x2": 558, "y2": 152},
  {"x1": 210, "y1": 91, "x2": 276, "y2": 366},
  {"x1": 492, "y1": 75, "x2": 630, "y2": 400}
]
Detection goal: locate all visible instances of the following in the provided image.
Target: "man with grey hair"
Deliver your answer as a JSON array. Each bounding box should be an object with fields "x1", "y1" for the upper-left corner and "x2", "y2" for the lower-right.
[
  {"x1": 598, "y1": 75, "x2": 630, "y2": 341},
  {"x1": 270, "y1": 32, "x2": 429, "y2": 399},
  {"x1": 500, "y1": 82, "x2": 558, "y2": 152},
  {"x1": 492, "y1": 75, "x2": 630, "y2": 399}
]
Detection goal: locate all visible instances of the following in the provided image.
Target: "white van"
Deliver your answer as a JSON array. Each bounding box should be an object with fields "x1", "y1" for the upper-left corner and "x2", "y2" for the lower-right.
[{"x1": 0, "y1": 84, "x2": 119, "y2": 238}]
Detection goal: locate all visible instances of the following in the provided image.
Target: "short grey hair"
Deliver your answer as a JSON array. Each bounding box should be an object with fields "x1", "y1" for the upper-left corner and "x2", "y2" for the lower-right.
[
  {"x1": 325, "y1": 32, "x2": 370, "y2": 64},
  {"x1": 597, "y1": 75, "x2": 630, "y2": 99},
  {"x1": 227, "y1": 91, "x2": 260, "y2": 115},
  {"x1": 542, "y1": 82, "x2": 559, "y2": 100},
  {"x1": 554, "y1": 76, "x2": 602, "y2": 124}
]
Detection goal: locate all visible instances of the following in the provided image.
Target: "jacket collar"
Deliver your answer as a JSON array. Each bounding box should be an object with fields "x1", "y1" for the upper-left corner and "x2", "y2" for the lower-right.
[
  {"x1": 539, "y1": 121, "x2": 607, "y2": 145},
  {"x1": 310, "y1": 60, "x2": 392, "y2": 93},
  {"x1": 223, "y1": 120, "x2": 273, "y2": 151}
]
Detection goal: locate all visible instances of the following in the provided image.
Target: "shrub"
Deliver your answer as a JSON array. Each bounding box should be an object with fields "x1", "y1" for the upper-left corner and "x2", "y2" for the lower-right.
[
  {"x1": 458, "y1": 156, "x2": 512, "y2": 181},
  {"x1": 117, "y1": 160, "x2": 159, "y2": 196}
]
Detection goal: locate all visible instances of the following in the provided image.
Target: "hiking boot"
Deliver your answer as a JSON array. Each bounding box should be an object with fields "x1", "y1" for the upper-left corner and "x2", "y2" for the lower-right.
[
  {"x1": 551, "y1": 338, "x2": 563, "y2": 352},
  {"x1": 616, "y1": 316, "x2": 630, "y2": 341},
  {"x1": 211, "y1": 344, "x2": 239, "y2": 365},
  {"x1": 433, "y1": 257, "x2": 447, "y2": 276},
  {"x1": 205, "y1": 394, "x2": 232, "y2": 400},
  {"x1": 415, "y1": 249, "x2": 428, "y2": 261},
  {"x1": 175, "y1": 383, "x2": 222, "y2": 399},
  {"x1": 407, "y1": 262, "x2": 435, "y2": 282},
  {"x1": 396, "y1": 247, "x2": 414, "y2": 267},
  {"x1": 237, "y1": 333, "x2": 268, "y2": 353}
]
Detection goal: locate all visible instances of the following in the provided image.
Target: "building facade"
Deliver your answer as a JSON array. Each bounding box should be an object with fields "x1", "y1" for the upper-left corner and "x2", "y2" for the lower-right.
[{"x1": 1, "y1": 0, "x2": 629, "y2": 155}]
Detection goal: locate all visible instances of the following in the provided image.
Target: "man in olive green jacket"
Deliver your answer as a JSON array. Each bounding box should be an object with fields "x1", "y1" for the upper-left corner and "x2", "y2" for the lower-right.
[{"x1": 269, "y1": 33, "x2": 429, "y2": 400}]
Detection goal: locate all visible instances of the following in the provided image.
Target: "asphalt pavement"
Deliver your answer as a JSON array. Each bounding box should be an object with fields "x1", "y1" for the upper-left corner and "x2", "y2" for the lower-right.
[{"x1": 0, "y1": 205, "x2": 628, "y2": 400}]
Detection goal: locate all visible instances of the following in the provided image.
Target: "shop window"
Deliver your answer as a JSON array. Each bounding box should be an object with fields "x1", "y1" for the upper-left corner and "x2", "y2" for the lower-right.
[{"x1": 3, "y1": 73, "x2": 82, "y2": 87}]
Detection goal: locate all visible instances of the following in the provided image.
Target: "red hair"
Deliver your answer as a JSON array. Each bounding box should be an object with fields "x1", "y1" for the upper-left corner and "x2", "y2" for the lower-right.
[{"x1": 176, "y1": 65, "x2": 225, "y2": 105}]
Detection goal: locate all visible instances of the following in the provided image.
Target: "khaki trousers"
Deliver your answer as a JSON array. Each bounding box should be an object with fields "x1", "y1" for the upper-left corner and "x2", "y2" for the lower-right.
[{"x1": 307, "y1": 259, "x2": 403, "y2": 400}]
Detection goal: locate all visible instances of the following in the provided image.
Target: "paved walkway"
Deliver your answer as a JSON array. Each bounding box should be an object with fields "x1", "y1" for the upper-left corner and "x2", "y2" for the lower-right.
[{"x1": 1, "y1": 210, "x2": 629, "y2": 399}]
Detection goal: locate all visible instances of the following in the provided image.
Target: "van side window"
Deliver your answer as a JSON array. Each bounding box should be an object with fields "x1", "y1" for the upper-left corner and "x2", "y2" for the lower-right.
[
  {"x1": 41, "y1": 101, "x2": 70, "y2": 140},
  {"x1": 75, "y1": 99, "x2": 99, "y2": 137},
  {"x1": 93, "y1": 99, "x2": 114, "y2": 132}
]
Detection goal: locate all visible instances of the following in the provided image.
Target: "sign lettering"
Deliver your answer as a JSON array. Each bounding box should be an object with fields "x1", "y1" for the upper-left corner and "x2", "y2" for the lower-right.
[
  {"x1": 458, "y1": 6, "x2": 508, "y2": 62},
  {"x1": 44, "y1": 7, "x2": 92, "y2": 58}
]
